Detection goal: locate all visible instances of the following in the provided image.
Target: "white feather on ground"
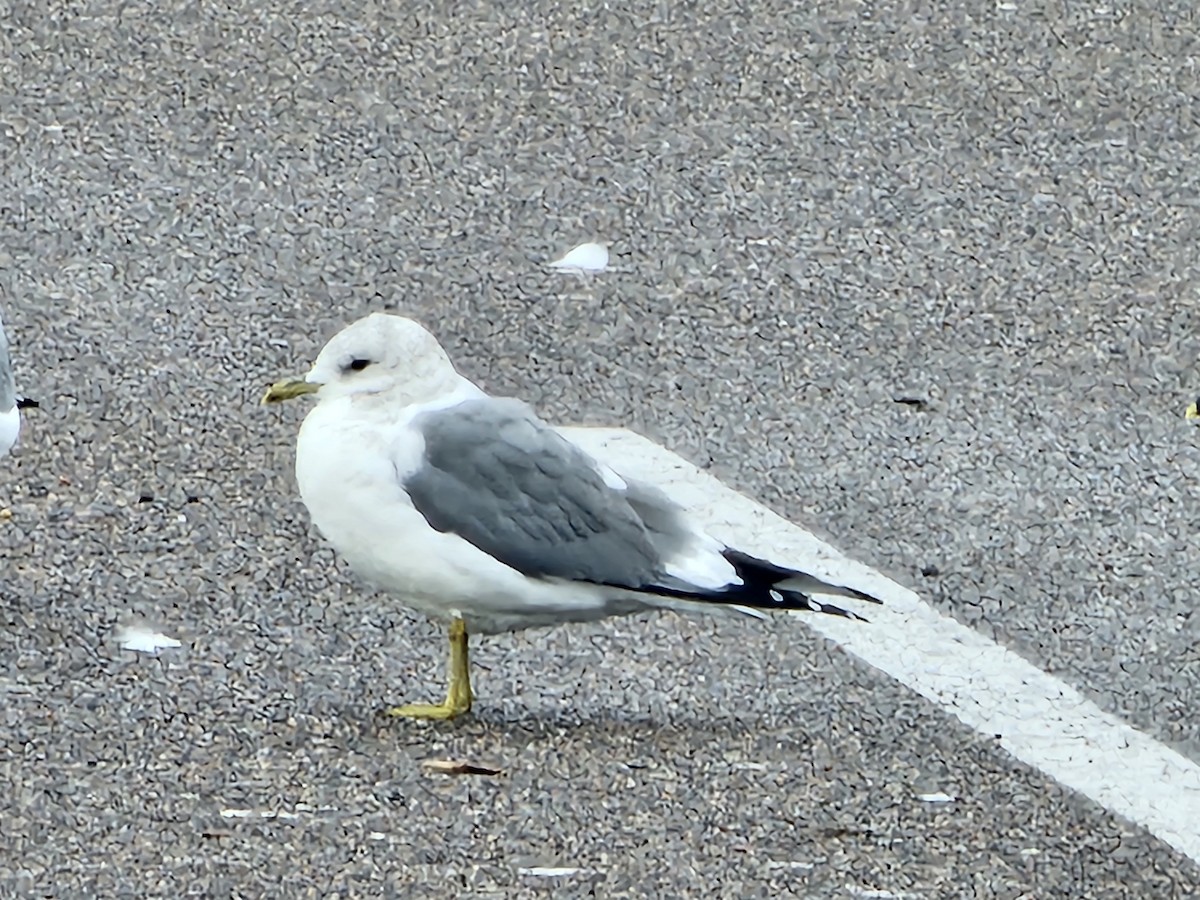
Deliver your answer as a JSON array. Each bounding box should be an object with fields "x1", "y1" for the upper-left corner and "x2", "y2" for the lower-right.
[{"x1": 547, "y1": 241, "x2": 609, "y2": 274}]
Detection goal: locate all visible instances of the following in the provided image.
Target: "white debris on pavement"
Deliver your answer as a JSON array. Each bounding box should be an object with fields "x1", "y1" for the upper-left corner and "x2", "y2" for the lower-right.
[
  {"x1": 916, "y1": 791, "x2": 956, "y2": 803},
  {"x1": 517, "y1": 867, "x2": 597, "y2": 878},
  {"x1": 547, "y1": 241, "x2": 609, "y2": 274},
  {"x1": 116, "y1": 625, "x2": 182, "y2": 655}
]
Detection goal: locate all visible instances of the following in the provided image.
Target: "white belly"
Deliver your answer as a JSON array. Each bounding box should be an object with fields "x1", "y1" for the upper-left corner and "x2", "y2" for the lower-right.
[
  {"x1": 0, "y1": 406, "x2": 19, "y2": 456},
  {"x1": 293, "y1": 399, "x2": 640, "y2": 634}
]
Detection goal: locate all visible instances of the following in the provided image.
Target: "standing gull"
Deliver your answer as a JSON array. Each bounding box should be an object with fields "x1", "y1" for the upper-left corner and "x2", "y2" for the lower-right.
[
  {"x1": 0, "y1": 312, "x2": 20, "y2": 457},
  {"x1": 264, "y1": 314, "x2": 882, "y2": 719}
]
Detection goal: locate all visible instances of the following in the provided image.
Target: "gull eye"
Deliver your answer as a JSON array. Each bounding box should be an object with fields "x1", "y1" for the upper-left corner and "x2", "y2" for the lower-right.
[{"x1": 345, "y1": 358, "x2": 371, "y2": 372}]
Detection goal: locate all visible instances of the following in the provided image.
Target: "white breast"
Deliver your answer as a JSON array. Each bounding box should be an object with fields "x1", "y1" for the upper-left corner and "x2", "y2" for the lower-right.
[
  {"x1": 294, "y1": 397, "x2": 528, "y2": 617},
  {"x1": 0, "y1": 406, "x2": 20, "y2": 456},
  {"x1": 292, "y1": 394, "x2": 641, "y2": 634}
]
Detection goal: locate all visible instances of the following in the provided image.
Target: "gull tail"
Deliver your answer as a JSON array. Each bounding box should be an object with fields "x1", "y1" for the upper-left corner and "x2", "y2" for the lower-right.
[
  {"x1": 731, "y1": 549, "x2": 881, "y2": 601},
  {"x1": 718, "y1": 549, "x2": 882, "y2": 621},
  {"x1": 637, "y1": 549, "x2": 883, "y2": 622}
]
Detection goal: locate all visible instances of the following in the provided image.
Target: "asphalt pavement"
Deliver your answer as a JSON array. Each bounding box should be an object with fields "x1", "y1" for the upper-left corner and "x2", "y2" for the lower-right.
[{"x1": 2, "y1": 0, "x2": 1199, "y2": 896}]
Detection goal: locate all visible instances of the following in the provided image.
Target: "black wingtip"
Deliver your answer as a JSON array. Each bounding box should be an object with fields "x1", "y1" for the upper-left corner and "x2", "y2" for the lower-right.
[
  {"x1": 722, "y1": 548, "x2": 884, "y2": 607},
  {"x1": 845, "y1": 585, "x2": 884, "y2": 606},
  {"x1": 633, "y1": 551, "x2": 881, "y2": 622},
  {"x1": 771, "y1": 588, "x2": 872, "y2": 622},
  {"x1": 811, "y1": 600, "x2": 871, "y2": 623}
]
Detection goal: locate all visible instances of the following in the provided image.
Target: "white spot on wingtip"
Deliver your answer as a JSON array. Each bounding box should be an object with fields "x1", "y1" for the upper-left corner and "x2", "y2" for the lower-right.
[{"x1": 547, "y1": 242, "x2": 609, "y2": 274}]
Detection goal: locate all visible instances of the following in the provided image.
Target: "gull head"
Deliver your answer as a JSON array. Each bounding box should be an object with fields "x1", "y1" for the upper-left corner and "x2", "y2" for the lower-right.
[{"x1": 263, "y1": 313, "x2": 460, "y2": 405}]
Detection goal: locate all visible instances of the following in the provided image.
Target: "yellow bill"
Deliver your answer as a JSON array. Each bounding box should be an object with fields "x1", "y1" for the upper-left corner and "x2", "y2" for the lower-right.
[{"x1": 262, "y1": 378, "x2": 320, "y2": 405}]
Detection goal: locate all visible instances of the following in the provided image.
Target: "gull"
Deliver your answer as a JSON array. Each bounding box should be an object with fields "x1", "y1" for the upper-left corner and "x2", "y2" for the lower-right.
[
  {"x1": 0, "y1": 312, "x2": 20, "y2": 457},
  {"x1": 263, "y1": 314, "x2": 882, "y2": 720}
]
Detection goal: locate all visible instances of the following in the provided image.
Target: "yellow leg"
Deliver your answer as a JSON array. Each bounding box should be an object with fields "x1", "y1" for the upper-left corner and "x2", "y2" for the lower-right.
[{"x1": 386, "y1": 618, "x2": 473, "y2": 721}]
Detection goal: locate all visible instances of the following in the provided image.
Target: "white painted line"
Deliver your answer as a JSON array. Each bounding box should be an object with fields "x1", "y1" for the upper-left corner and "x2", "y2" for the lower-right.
[{"x1": 564, "y1": 427, "x2": 1200, "y2": 865}]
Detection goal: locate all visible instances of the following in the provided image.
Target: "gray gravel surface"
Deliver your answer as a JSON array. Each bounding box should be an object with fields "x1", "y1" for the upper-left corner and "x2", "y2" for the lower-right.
[{"x1": 2, "y1": 0, "x2": 1199, "y2": 896}]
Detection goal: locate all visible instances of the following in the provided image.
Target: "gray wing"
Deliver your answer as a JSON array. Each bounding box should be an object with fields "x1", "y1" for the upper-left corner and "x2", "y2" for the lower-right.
[
  {"x1": 0, "y1": 314, "x2": 14, "y2": 413},
  {"x1": 405, "y1": 398, "x2": 672, "y2": 587}
]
